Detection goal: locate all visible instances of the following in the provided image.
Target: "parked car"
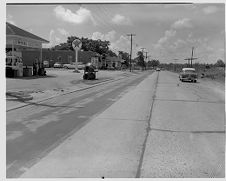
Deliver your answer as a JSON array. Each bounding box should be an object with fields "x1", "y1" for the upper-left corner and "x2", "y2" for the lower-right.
[
  {"x1": 179, "y1": 68, "x2": 198, "y2": 82},
  {"x1": 53, "y1": 62, "x2": 63, "y2": 68},
  {"x1": 63, "y1": 63, "x2": 75, "y2": 69},
  {"x1": 63, "y1": 62, "x2": 85, "y2": 69},
  {"x1": 43, "y1": 60, "x2": 49, "y2": 68},
  {"x1": 78, "y1": 63, "x2": 85, "y2": 70}
]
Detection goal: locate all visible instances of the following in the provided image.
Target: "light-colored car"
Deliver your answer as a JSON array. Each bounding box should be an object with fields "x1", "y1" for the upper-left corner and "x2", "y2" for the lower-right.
[
  {"x1": 179, "y1": 68, "x2": 198, "y2": 82},
  {"x1": 53, "y1": 62, "x2": 63, "y2": 68},
  {"x1": 63, "y1": 63, "x2": 75, "y2": 69},
  {"x1": 63, "y1": 62, "x2": 85, "y2": 70},
  {"x1": 78, "y1": 63, "x2": 85, "y2": 70}
]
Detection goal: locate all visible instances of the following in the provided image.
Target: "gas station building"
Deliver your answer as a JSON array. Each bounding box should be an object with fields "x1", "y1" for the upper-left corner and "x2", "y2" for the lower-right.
[{"x1": 6, "y1": 22, "x2": 49, "y2": 77}]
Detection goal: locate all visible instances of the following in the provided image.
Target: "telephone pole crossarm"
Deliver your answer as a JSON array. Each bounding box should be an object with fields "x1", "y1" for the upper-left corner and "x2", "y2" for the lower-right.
[{"x1": 184, "y1": 47, "x2": 198, "y2": 67}]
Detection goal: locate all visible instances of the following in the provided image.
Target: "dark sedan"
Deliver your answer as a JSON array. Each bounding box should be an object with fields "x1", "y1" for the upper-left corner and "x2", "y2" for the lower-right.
[{"x1": 179, "y1": 68, "x2": 198, "y2": 82}]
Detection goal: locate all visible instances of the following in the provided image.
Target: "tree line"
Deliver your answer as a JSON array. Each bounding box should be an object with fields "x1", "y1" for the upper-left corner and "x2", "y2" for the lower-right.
[{"x1": 52, "y1": 36, "x2": 117, "y2": 57}]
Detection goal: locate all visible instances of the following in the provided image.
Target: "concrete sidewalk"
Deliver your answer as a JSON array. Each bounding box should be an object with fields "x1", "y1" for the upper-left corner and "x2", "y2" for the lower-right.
[
  {"x1": 6, "y1": 70, "x2": 142, "y2": 111},
  {"x1": 20, "y1": 72, "x2": 158, "y2": 178}
]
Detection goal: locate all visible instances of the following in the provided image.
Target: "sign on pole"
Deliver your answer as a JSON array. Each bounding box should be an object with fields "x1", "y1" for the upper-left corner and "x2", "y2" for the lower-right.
[{"x1": 72, "y1": 39, "x2": 82, "y2": 72}]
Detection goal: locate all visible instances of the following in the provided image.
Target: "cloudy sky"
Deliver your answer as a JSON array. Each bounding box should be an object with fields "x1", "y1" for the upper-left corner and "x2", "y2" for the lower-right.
[{"x1": 6, "y1": 2, "x2": 225, "y2": 63}]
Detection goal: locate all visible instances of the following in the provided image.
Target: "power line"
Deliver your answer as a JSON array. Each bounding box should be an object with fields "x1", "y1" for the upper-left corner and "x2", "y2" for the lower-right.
[{"x1": 127, "y1": 33, "x2": 136, "y2": 72}]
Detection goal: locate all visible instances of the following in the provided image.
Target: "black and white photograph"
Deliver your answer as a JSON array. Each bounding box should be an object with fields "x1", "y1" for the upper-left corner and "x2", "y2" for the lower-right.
[{"x1": 2, "y1": 0, "x2": 225, "y2": 179}]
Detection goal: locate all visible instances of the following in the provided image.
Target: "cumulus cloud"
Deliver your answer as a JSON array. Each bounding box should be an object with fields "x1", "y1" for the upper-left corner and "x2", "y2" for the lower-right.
[
  {"x1": 91, "y1": 30, "x2": 116, "y2": 42},
  {"x1": 57, "y1": 28, "x2": 69, "y2": 36},
  {"x1": 203, "y1": 6, "x2": 219, "y2": 14},
  {"x1": 171, "y1": 18, "x2": 193, "y2": 29},
  {"x1": 111, "y1": 14, "x2": 132, "y2": 25},
  {"x1": 54, "y1": 5, "x2": 96, "y2": 25},
  {"x1": 110, "y1": 35, "x2": 130, "y2": 53},
  {"x1": 155, "y1": 29, "x2": 176, "y2": 48},
  {"x1": 152, "y1": 17, "x2": 217, "y2": 62},
  {"x1": 42, "y1": 30, "x2": 61, "y2": 48},
  {"x1": 174, "y1": 39, "x2": 186, "y2": 48},
  {"x1": 155, "y1": 18, "x2": 193, "y2": 50},
  {"x1": 91, "y1": 30, "x2": 131, "y2": 55}
]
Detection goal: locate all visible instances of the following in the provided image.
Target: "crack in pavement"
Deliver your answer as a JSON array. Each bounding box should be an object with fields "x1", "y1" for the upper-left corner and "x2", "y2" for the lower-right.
[
  {"x1": 135, "y1": 72, "x2": 159, "y2": 178},
  {"x1": 149, "y1": 128, "x2": 225, "y2": 134},
  {"x1": 154, "y1": 98, "x2": 224, "y2": 104}
]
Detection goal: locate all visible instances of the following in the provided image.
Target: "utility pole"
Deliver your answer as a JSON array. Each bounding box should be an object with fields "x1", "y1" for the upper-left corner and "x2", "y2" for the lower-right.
[
  {"x1": 184, "y1": 47, "x2": 198, "y2": 68},
  {"x1": 145, "y1": 51, "x2": 148, "y2": 60},
  {"x1": 127, "y1": 34, "x2": 136, "y2": 72},
  {"x1": 191, "y1": 47, "x2": 194, "y2": 67}
]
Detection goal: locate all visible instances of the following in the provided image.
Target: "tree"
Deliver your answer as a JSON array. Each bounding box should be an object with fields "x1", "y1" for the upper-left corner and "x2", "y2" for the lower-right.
[
  {"x1": 106, "y1": 49, "x2": 117, "y2": 57},
  {"x1": 53, "y1": 36, "x2": 110, "y2": 55},
  {"x1": 148, "y1": 59, "x2": 160, "y2": 67},
  {"x1": 52, "y1": 36, "x2": 119, "y2": 57},
  {"x1": 137, "y1": 51, "x2": 146, "y2": 70},
  {"x1": 215, "y1": 59, "x2": 225, "y2": 67},
  {"x1": 53, "y1": 42, "x2": 70, "y2": 50},
  {"x1": 118, "y1": 51, "x2": 130, "y2": 66}
]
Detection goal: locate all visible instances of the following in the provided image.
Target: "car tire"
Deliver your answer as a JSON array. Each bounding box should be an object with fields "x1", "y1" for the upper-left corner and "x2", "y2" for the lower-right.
[{"x1": 83, "y1": 74, "x2": 88, "y2": 80}]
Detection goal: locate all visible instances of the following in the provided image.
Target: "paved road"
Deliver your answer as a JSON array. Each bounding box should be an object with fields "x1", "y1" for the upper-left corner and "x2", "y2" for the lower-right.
[
  {"x1": 6, "y1": 71, "x2": 151, "y2": 178},
  {"x1": 140, "y1": 71, "x2": 225, "y2": 178},
  {"x1": 7, "y1": 70, "x2": 225, "y2": 178}
]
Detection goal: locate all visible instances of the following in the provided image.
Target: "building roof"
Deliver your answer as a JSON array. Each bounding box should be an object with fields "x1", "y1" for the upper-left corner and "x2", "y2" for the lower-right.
[{"x1": 6, "y1": 22, "x2": 49, "y2": 43}]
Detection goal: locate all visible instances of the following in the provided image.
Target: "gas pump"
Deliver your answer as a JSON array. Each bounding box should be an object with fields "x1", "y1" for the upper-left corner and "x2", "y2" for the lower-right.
[{"x1": 6, "y1": 51, "x2": 23, "y2": 77}]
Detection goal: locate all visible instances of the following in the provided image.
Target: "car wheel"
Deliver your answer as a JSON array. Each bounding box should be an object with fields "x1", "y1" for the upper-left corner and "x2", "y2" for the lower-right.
[
  {"x1": 194, "y1": 80, "x2": 197, "y2": 83},
  {"x1": 83, "y1": 74, "x2": 88, "y2": 80}
]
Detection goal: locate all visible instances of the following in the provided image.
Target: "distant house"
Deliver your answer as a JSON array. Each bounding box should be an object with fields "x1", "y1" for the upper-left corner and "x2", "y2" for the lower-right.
[{"x1": 105, "y1": 56, "x2": 125, "y2": 69}]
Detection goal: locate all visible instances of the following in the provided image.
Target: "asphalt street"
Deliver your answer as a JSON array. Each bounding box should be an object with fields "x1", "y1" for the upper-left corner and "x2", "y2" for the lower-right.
[
  {"x1": 6, "y1": 70, "x2": 225, "y2": 178},
  {"x1": 6, "y1": 70, "x2": 151, "y2": 178}
]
